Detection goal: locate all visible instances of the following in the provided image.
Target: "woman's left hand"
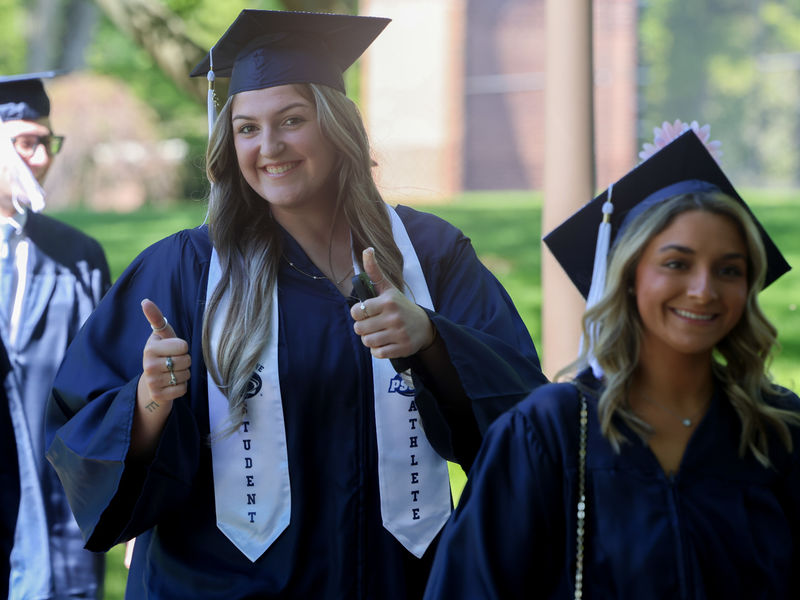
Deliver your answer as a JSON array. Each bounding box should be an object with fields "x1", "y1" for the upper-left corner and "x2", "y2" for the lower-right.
[{"x1": 351, "y1": 247, "x2": 435, "y2": 359}]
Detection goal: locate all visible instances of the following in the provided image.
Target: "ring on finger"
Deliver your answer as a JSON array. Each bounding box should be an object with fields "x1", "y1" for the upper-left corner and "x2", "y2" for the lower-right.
[
  {"x1": 152, "y1": 317, "x2": 169, "y2": 332},
  {"x1": 165, "y1": 356, "x2": 177, "y2": 386},
  {"x1": 360, "y1": 302, "x2": 369, "y2": 318}
]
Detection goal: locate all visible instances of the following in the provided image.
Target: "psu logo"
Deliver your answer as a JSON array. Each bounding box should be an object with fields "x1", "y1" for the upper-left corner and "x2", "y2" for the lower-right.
[
  {"x1": 387, "y1": 372, "x2": 415, "y2": 396},
  {"x1": 245, "y1": 373, "x2": 263, "y2": 398}
]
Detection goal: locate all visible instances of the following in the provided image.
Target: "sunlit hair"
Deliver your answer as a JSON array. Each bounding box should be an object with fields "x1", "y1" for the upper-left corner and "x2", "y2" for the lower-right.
[
  {"x1": 202, "y1": 83, "x2": 403, "y2": 435},
  {"x1": 562, "y1": 191, "x2": 799, "y2": 466}
]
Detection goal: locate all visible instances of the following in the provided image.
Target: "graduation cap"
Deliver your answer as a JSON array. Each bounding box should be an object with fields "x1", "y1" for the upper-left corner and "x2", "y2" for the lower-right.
[
  {"x1": 543, "y1": 129, "x2": 791, "y2": 302},
  {"x1": 189, "y1": 10, "x2": 390, "y2": 135},
  {"x1": 0, "y1": 71, "x2": 56, "y2": 122}
]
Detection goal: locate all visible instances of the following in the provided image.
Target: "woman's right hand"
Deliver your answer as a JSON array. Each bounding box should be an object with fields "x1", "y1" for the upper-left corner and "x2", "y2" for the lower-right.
[
  {"x1": 139, "y1": 298, "x2": 191, "y2": 405},
  {"x1": 130, "y1": 299, "x2": 191, "y2": 459}
]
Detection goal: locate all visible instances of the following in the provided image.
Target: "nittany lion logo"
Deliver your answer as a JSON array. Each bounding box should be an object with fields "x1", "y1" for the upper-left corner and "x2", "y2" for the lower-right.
[
  {"x1": 245, "y1": 373, "x2": 263, "y2": 398},
  {"x1": 387, "y1": 373, "x2": 415, "y2": 396}
]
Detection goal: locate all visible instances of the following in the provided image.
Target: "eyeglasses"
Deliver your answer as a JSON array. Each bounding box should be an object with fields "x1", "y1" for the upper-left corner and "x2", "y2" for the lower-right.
[{"x1": 9, "y1": 134, "x2": 65, "y2": 158}]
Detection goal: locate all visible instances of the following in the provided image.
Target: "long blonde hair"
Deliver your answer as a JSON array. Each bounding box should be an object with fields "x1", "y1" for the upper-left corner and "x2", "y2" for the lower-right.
[
  {"x1": 567, "y1": 191, "x2": 799, "y2": 466},
  {"x1": 201, "y1": 83, "x2": 404, "y2": 433}
]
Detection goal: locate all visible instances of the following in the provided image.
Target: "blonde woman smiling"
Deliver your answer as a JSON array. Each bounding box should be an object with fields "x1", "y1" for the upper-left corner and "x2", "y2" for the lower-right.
[
  {"x1": 424, "y1": 129, "x2": 799, "y2": 600},
  {"x1": 45, "y1": 10, "x2": 546, "y2": 600}
]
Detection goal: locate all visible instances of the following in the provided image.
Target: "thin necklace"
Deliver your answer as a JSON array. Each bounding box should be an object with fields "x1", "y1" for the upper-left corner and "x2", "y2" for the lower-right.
[
  {"x1": 284, "y1": 257, "x2": 353, "y2": 285},
  {"x1": 642, "y1": 395, "x2": 708, "y2": 428}
]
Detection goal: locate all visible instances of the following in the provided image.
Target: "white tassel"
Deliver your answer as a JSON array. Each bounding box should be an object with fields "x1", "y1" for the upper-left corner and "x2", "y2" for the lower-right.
[
  {"x1": 587, "y1": 188, "x2": 614, "y2": 309},
  {"x1": 580, "y1": 184, "x2": 614, "y2": 378},
  {"x1": 203, "y1": 50, "x2": 218, "y2": 226},
  {"x1": 207, "y1": 49, "x2": 218, "y2": 139},
  {"x1": 207, "y1": 69, "x2": 218, "y2": 139}
]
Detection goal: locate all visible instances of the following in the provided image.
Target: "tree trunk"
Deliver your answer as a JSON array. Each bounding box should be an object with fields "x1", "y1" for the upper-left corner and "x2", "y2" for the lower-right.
[
  {"x1": 92, "y1": 0, "x2": 207, "y2": 102},
  {"x1": 27, "y1": 0, "x2": 61, "y2": 71},
  {"x1": 62, "y1": 0, "x2": 99, "y2": 72}
]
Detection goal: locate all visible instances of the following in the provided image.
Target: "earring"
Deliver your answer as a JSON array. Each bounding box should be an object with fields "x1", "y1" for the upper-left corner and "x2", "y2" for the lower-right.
[{"x1": 628, "y1": 286, "x2": 635, "y2": 296}]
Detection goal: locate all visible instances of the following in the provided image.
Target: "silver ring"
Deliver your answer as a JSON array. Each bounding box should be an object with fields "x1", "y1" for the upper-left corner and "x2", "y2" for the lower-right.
[
  {"x1": 152, "y1": 317, "x2": 169, "y2": 332},
  {"x1": 165, "y1": 356, "x2": 177, "y2": 386},
  {"x1": 165, "y1": 356, "x2": 174, "y2": 372},
  {"x1": 360, "y1": 302, "x2": 369, "y2": 318}
]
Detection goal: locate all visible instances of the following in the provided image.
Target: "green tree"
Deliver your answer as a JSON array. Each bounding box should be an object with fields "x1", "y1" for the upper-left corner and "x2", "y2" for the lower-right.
[
  {"x1": 639, "y1": 0, "x2": 800, "y2": 185},
  {"x1": 0, "y1": 0, "x2": 26, "y2": 73}
]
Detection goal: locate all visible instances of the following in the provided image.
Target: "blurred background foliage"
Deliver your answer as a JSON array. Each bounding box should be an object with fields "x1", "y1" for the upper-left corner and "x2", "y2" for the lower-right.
[
  {"x1": 639, "y1": 0, "x2": 800, "y2": 186},
  {"x1": 0, "y1": 0, "x2": 357, "y2": 210}
]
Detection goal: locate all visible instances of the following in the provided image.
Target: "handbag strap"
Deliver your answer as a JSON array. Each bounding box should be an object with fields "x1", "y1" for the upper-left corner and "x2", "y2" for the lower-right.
[{"x1": 574, "y1": 387, "x2": 588, "y2": 600}]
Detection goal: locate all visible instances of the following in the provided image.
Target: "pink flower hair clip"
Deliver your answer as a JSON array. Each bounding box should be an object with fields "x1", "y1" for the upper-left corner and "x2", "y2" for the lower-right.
[{"x1": 638, "y1": 119, "x2": 723, "y2": 164}]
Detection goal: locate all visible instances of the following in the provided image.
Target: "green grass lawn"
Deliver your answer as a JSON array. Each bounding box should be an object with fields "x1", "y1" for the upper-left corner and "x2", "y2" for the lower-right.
[{"x1": 53, "y1": 188, "x2": 800, "y2": 597}]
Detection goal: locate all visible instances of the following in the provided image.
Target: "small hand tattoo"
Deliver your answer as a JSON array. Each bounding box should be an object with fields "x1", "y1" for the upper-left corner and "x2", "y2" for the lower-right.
[{"x1": 144, "y1": 400, "x2": 160, "y2": 413}]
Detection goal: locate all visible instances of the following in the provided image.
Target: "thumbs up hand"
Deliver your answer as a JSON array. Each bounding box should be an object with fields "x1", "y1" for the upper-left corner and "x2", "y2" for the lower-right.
[
  {"x1": 139, "y1": 298, "x2": 191, "y2": 405},
  {"x1": 350, "y1": 247, "x2": 436, "y2": 359}
]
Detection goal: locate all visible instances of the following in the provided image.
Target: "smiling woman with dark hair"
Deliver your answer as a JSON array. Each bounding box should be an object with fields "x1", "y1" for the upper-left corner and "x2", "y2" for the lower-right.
[{"x1": 424, "y1": 127, "x2": 800, "y2": 600}]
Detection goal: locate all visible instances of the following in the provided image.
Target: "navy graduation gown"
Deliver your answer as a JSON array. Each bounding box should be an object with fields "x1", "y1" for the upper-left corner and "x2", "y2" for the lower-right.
[
  {"x1": 0, "y1": 343, "x2": 19, "y2": 600},
  {"x1": 4, "y1": 211, "x2": 110, "y2": 599},
  {"x1": 46, "y1": 206, "x2": 547, "y2": 599},
  {"x1": 423, "y1": 372, "x2": 800, "y2": 599}
]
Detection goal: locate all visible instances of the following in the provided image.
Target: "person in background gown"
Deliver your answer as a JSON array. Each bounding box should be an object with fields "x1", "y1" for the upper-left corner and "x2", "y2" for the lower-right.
[
  {"x1": 423, "y1": 126, "x2": 800, "y2": 599},
  {"x1": 0, "y1": 72, "x2": 110, "y2": 599},
  {"x1": 44, "y1": 10, "x2": 547, "y2": 600}
]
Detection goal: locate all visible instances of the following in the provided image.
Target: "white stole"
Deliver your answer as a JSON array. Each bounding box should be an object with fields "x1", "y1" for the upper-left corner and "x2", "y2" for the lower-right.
[
  {"x1": 206, "y1": 249, "x2": 289, "y2": 562},
  {"x1": 206, "y1": 205, "x2": 451, "y2": 562}
]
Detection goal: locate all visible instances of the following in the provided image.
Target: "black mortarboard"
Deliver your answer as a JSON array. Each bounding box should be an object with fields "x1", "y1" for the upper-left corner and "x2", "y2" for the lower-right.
[
  {"x1": 0, "y1": 71, "x2": 56, "y2": 121},
  {"x1": 543, "y1": 129, "x2": 790, "y2": 299},
  {"x1": 190, "y1": 10, "x2": 390, "y2": 96},
  {"x1": 189, "y1": 10, "x2": 389, "y2": 136}
]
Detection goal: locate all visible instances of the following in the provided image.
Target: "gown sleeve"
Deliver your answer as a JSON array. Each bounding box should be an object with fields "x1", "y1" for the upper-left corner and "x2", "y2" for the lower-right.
[
  {"x1": 45, "y1": 230, "x2": 210, "y2": 551},
  {"x1": 396, "y1": 206, "x2": 548, "y2": 466},
  {"x1": 422, "y1": 383, "x2": 577, "y2": 599},
  {"x1": 88, "y1": 234, "x2": 112, "y2": 302}
]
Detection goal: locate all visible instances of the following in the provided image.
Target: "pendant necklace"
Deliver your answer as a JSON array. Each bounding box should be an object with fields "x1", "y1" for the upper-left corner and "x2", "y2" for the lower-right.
[
  {"x1": 284, "y1": 257, "x2": 353, "y2": 286},
  {"x1": 643, "y1": 395, "x2": 708, "y2": 428}
]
